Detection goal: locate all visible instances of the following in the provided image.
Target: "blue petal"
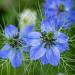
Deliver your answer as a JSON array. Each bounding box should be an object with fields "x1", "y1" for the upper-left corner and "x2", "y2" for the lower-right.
[
  {"x1": 30, "y1": 46, "x2": 46, "y2": 60},
  {"x1": 44, "y1": 8, "x2": 56, "y2": 17},
  {"x1": 63, "y1": 0, "x2": 73, "y2": 11},
  {"x1": 28, "y1": 32, "x2": 41, "y2": 39},
  {"x1": 20, "y1": 25, "x2": 34, "y2": 37},
  {"x1": 28, "y1": 39, "x2": 41, "y2": 46},
  {"x1": 41, "y1": 54, "x2": 48, "y2": 64},
  {"x1": 21, "y1": 45, "x2": 30, "y2": 52},
  {"x1": 46, "y1": 46, "x2": 60, "y2": 66},
  {"x1": 56, "y1": 43, "x2": 69, "y2": 53},
  {"x1": 9, "y1": 50, "x2": 22, "y2": 68},
  {"x1": 0, "y1": 44, "x2": 11, "y2": 59},
  {"x1": 43, "y1": 0, "x2": 57, "y2": 17},
  {"x1": 19, "y1": 38, "x2": 30, "y2": 52},
  {"x1": 64, "y1": 11, "x2": 75, "y2": 28},
  {"x1": 4, "y1": 25, "x2": 18, "y2": 39},
  {"x1": 23, "y1": 47, "x2": 30, "y2": 52},
  {"x1": 41, "y1": 18, "x2": 56, "y2": 32},
  {"x1": 53, "y1": 12, "x2": 75, "y2": 29},
  {"x1": 55, "y1": 32, "x2": 69, "y2": 43},
  {"x1": 27, "y1": 32, "x2": 41, "y2": 46},
  {"x1": 19, "y1": 25, "x2": 34, "y2": 46}
]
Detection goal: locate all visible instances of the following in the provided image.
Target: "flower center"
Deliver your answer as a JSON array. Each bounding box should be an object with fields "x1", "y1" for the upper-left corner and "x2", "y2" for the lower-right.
[
  {"x1": 59, "y1": 4, "x2": 65, "y2": 12},
  {"x1": 7, "y1": 34, "x2": 22, "y2": 48},
  {"x1": 41, "y1": 32, "x2": 55, "y2": 48},
  {"x1": 8, "y1": 38, "x2": 22, "y2": 48}
]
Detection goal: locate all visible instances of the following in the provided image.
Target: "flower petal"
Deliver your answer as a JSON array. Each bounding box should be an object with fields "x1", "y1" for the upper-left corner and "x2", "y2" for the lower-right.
[
  {"x1": 55, "y1": 32, "x2": 69, "y2": 43},
  {"x1": 41, "y1": 18, "x2": 56, "y2": 32},
  {"x1": 30, "y1": 46, "x2": 46, "y2": 60},
  {"x1": 20, "y1": 25, "x2": 34, "y2": 37},
  {"x1": 0, "y1": 44, "x2": 11, "y2": 59},
  {"x1": 43, "y1": 0, "x2": 57, "y2": 17},
  {"x1": 46, "y1": 46, "x2": 60, "y2": 66},
  {"x1": 41, "y1": 54, "x2": 48, "y2": 64},
  {"x1": 28, "y1": 39, "x2": 41, "y2": 46},
  {"x1": 56, "y1": 43, "x2": 69, "y2": 53},
  {"x1": 27, "y1": 32, "x2": 41, "y2": 46},
  {"x1": 63, "y1": 0, "x2": 73, "y2": 11},
  {"x1": 22, "y1": 45, "x2": 30, "y2": 52},
  {"x1": 9, "y1": 50, "x2": 22, "y2": 68},
  {"x1": 4, "y1": 25, "x2": 18, "y2": 39},
  {"x1": 28, "y1": 32, "x2": 41, "y2": 39},
  {"x1": 19, "y1": 25, "x2": 34, "y2": 46}
]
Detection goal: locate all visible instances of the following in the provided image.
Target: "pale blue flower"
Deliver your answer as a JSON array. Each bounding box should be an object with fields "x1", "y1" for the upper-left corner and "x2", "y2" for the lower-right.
[
  {"x1": 43, "y1": 0, "x2": 75, "y2": 28},
  {"x1": 0, "y1": 25, "x2": 33, "y2": 68},
  {"x1": 28, "y1": 19, "x2": 69, "y2": 66}
]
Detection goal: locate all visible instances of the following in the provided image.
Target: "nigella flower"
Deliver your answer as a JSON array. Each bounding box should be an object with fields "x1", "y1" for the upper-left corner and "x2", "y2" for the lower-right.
[
  {"x1": 19, "y1": 9, "x2": 37, "y2": 29},
  {"x1": 27, "y1": 18, "x2": 69, "y2": 66},
  {"x1": 43, "y1": 0, "x2": 75, "y2": 28},
  {"x1": 0, "y1": 25, "x2": 33, "y2": 68}
]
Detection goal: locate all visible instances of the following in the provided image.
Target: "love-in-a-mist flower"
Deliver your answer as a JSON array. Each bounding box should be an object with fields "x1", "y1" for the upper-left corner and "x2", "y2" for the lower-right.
[
  {"x1": 0, "y1": 25, "x2": 33, "y2": 68},
  {"x1": 43, "y1": 0, "x2": 75, "y2": 28},
  {"x1": 19, "y1": 9, "x2": 37, "y2": 29},
  {"x1": 27, "y1": 18, "x2": 69, "y2": 66}
]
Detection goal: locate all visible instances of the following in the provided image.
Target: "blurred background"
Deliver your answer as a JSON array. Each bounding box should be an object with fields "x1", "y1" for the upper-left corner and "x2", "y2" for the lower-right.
[{"x1": 0, "y1": 0, "x2": 75, "y2": 75}]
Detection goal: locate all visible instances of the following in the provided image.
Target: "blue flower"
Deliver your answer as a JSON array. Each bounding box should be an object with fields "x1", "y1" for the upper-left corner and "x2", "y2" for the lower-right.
[
  {"x1": 0, "y1": 25, "x2": 33, "y2": 68},
  {"x1": 28, "y1": 19, "x2": 69, "y2": 66},
  {"x1": 43, "y1": 0, "x2": 75, "y2": 28}
]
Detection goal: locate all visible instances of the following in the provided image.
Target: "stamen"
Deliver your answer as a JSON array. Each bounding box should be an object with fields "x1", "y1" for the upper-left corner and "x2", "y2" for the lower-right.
[
  {"x1": 41, "y1": 32, "x2": 55, "y2": 48},
  {"x1": 59, "y1": 4, "x2": 65, "y2": 12}
]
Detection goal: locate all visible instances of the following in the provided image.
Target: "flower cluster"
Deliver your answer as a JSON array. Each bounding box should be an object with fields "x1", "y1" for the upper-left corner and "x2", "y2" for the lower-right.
[{"x1": 0, "y1": 0, "x2": 75, "y2": 68}]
